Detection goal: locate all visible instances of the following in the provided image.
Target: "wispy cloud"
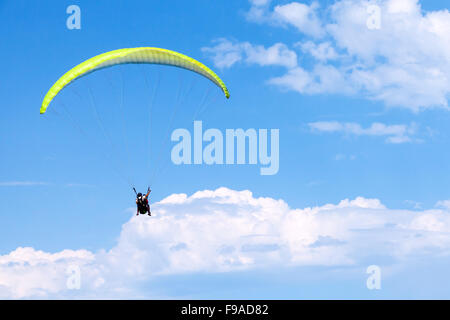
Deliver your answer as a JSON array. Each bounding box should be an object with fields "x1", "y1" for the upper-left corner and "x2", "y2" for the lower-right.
[
  {"x1": 0, "y1": 181, "x2": 95, "y2": 188},
  {"x1": 64, "y1": 183, "x2": 95, "y2": 188},
  {"x1": 0, "y1": 181, "x2": 49, "y2": 187},
  {"x1": 335, "y1": 153, "x2": 356, "y2": 161},
  {"x1": 308, "y1": 121, "x2": 417, "y2": 143},
  {"x1": 436, "y1": 200, "x2": 450, "y2": 210},
  {"x1": 405, "y1": 200, "x2": 423, "y2": 209}
]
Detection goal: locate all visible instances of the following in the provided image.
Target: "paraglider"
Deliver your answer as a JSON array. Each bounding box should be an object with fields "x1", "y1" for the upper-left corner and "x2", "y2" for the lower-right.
[
  {"x1": 135, "y1": 187, "x2": 151, "y2": 216},
  {"x1": 39, "y1": 47, "x2": 229, "y2": 114},
  {"x1": 39, "y1": 47, "x2": 230, "y2": 215}
]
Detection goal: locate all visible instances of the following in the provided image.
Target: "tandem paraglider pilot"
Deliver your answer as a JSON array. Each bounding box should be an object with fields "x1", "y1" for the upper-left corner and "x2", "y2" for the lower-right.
[{"x1": 135, "y1": 187, "x2": 151, "y2": 216}]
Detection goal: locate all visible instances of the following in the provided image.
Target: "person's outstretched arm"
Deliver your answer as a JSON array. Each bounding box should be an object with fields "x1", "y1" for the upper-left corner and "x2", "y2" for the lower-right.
[{"x1": 145, "y1": 188, "x2": 151, "y2": 198}]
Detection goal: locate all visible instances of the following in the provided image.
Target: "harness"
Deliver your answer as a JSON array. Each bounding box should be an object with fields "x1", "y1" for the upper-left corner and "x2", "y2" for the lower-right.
[{"x1": 137, "y1": 196, "x2": 149, "y2": 214}]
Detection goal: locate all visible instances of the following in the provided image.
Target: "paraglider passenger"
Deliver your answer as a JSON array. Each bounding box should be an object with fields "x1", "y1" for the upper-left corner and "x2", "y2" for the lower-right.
[{"x1": 136, "y1": 188, "x2": 151, "y2": 216}]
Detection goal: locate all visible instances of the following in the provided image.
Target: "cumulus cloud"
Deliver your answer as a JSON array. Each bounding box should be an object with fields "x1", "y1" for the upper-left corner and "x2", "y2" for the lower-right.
[
  {"x1": 2, "y1": 187, "x2": 450, "y2": 298},
  {"x1": 246, "y1": 0, "x2": 325, "y2": 38},
  {"x1": 269, "y1": 64, "x2": 355, "y2": 94},
  {"x1": 297, "y1": 41, "x2": 340, "y2": 61},
  {"x1": 323, "y1": 0, "x2": 450, "y2": 110},
  {"x1": 212, "y1": 0, "x2": 450, "y2": 111},
  {"x1": 0, "y1": 248, "x2": 94, "y2": 299},
  {"x1": 308, "y1": 121, "x2": 418, "y2": 143},
  {"x1": 202, "y1": 39, "x2": 297, "y2": 69},
  {"x1": 273, "y1": 1, "x2": 325, "y2": 37}
]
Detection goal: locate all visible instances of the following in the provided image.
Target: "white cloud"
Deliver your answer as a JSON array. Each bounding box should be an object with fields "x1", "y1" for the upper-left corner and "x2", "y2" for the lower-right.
[
  {"x1": 246, "y1": 0, "x2": 325, "y2": 38},
  {"x1": 246, "y1": 42, "x2": 298, "y2": 68},
  {"x1": 0, "y1": 181, "x2": 48, "y2": 187},
  {"x1": 202, "y1": 39, "x2": 297, "y2": 69},
  {"x1": 246, "y1": 0, "x2": 274, "y2": 22},
  {"x1": 335, "y1": 153, "x2": 356, "y2": 161},
  {"x1": 308, "y1": 121, "x2": 417, "y2": 143},
  {"x1": 404, "y1": 200, "x2": 423, "y2": 209},
  {"x1": 228, "y1": 0, "x2": 450, "y2": 110},
  {"x1": 270, "y1": 64, "x2": 356, "y2": 94},
  {"x1": 0, "y1": 248, "x2": 94, "y2": 299},
  {"x1": 201, "y1": 39, "x2": 244, "y2": 69},
  {"x1": 273, "y1": 1, "x2": 325, "y2": 38},
  {"x1": 249, "y1": 0, "x2": 271, "y2": 6},
  {"x1": 436, "y1": 200, "x2": 450, "y2": 210},
  {"x1": 297, "y1": 41, "x2": 340, "y2": 61},
  {"x1": 2, "y1": 187, "x2": 450, "y2": 298}
]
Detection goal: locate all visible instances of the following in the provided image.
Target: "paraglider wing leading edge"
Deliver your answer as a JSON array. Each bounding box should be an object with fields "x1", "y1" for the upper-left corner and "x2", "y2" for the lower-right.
[{"x1": 40, "y1": 47, "x2": 230, "y2": 114}]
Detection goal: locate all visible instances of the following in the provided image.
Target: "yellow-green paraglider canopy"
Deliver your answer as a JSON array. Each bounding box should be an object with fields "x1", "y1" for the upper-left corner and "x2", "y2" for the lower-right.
[{"x1": 40, "y1": 47, "x2": 230, "y2": 114}]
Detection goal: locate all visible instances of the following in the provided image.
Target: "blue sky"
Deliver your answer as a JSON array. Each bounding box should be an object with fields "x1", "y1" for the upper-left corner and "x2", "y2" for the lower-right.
[{"x1": 1, "y1": 0, "x2": 450, "y2": 299}]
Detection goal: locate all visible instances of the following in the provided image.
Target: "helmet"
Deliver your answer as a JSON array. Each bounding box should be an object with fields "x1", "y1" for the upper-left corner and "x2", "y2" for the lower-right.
[{"x1": 137, "y1": 192, "x2": 142, "y2": 198}]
